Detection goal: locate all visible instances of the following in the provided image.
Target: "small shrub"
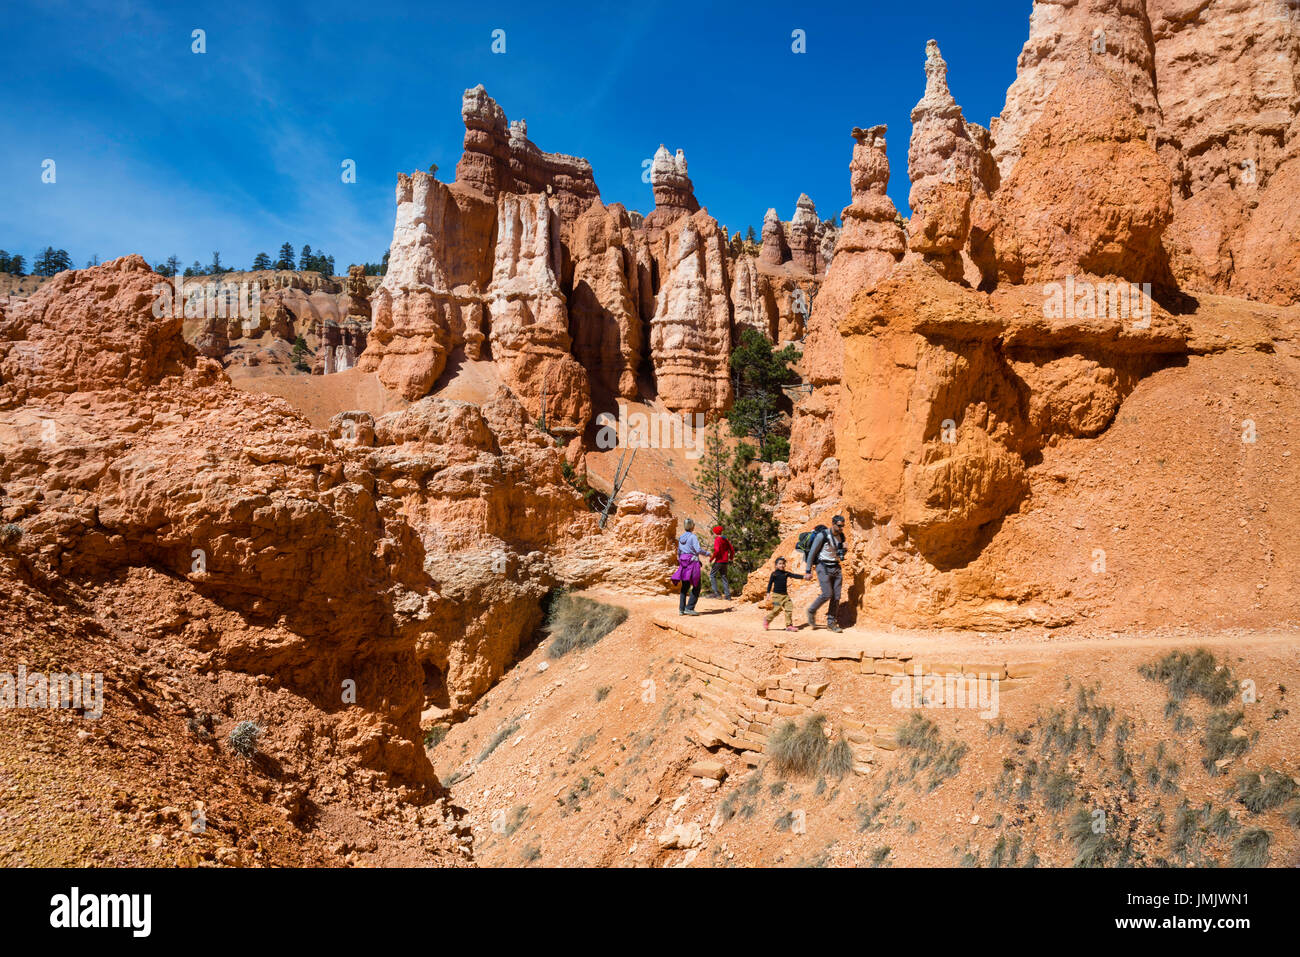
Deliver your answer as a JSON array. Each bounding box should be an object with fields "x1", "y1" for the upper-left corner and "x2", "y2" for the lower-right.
[
  {"x1": 769, "y1": 716, "x2": 828, "y2": 776},
  {"x1": 228, "y1": 720, "x2": 263, "y2": 758},
  {"x1": 594, "y1": 686, "x2": 611, "y2": 703},
  {"x1": 568, "y1": 732, "x2": 597, "y2": 762},
  {"x1": 1230, "y1": 828, "x2": 1271, "y2": 868},
  {"x1": 896, "y1": 714, "x2": 941, "y2": 752},
  {"x1": 1206, "y1": 806, "x2": 1237, "y2": 840},
  {"x1": 423, "y1": 724, "x2": 449, "y2": 748},
  {"x1": 1234, "y1": 768, "x2": 1298, "y2": 813},
  {"x1": 545, "y1": 592, "x2": 628, "y2": 659},
  {"x1": 869, "y1": 845, "x2": 891, "y2": 867},
  {"x1": 1068, "y1": 808, "x2": 1113, "y2": 867},
  {"x1": 855, "y1": 796, "x2": 892, "y2": 833},
  {"x1": 477, "y1": 720, "x2": 520, "y2": 763},
  {"x1": 520, "y1": 845, "x2": 542, "y2": 863},
  {"x1": 504, "y1": 805, "x2": 528, "y2": 837},
  {"x1": 894, "y1": 714, "x2": 967, "y2": 790},
  {"x1": 989, "y1": 833, "x2": 1022, "y2": 868},
  {"x1": 1041, "y1": 768, "x2": 1075, "y2": 811},
  {"x1": 821, "y1": 737, "x2": 854, "y2": 780},
  {"x1": 0, "y1": 523, "x2": 22, "y2": 547},
  {"x1": 1171, "y1": 802, "x2": 1201, "y2": 860},
  {"x1": 1139, "y1": 649, "x2": 1235, "y2": 705},
  {"x1": 1202, "y1": 710, "x2": 1249, "y2": 773}
]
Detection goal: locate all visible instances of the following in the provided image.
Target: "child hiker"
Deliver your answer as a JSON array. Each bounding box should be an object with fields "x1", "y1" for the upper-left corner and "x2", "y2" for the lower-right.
[{"x1": 763, "y1": 556, "x2": 806, "y2": 631}]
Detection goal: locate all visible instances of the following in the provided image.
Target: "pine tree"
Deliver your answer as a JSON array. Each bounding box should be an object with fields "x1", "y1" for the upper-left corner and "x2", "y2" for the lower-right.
[
  {"x1": 299, "y1": 245, "x2": 313, "y2": 271},
  {"x1": 275, "y1": 243, "x2": 295, "y2": 270},
  {"x1": 32, "y1": 247, "x2": 72, "y2": 276},
  {"x1": 727, "y1": 327, "x2": 801, "y2": 462},
  {"x1": 207, "y1": 251, "x2": 224, "y2": 275},
  {"x1": 251, "y1": 251, "x2": 272, "y2": 271},
  {"x1": 184, "y1": 260, "x2": 202, "y2": 277},
  {"x1": 722, "y1": 442, "x2": 781, "y2": 589},
  {"x1": 0, "y1": 251, "x2": 11, "y2": 273},
  {"x1": 9, "y1": 254, "x2": 24, "y2": 276},
  {"x1": 690, "y1": 418, "x2": 730, "y2": 529}
]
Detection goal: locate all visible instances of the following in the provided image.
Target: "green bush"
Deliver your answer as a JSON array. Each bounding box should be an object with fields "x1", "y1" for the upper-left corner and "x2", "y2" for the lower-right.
[{"x1": 228, "y1": 720, "x2": 263, "y2": 758}]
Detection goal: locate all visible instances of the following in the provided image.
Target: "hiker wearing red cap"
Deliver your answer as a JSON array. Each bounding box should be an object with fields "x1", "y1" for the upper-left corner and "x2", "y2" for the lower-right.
[{"x1": 709, "y1": 524, "x2": 735, "y2": 600}]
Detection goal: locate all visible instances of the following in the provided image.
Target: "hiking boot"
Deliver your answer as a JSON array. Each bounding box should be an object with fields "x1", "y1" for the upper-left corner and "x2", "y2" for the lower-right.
[
  {"x1": 683, "y1": 609, "x2": 700, "y2": 616},
  {"x1": 806, "y1": 610, "x2": 817, "y2": 629},
  {"x1": 827, "y1": 618, "x2": 843, "y2": 633}
]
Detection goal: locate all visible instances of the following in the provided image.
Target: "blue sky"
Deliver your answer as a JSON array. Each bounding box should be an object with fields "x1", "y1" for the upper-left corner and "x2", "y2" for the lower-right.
[{"x1": 0, "y1": 0, "x2": 1029, "y2": 271}]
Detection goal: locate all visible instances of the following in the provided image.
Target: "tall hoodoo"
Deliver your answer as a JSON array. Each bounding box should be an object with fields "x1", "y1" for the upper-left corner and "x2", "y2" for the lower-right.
[
  {"x1": 787, "y1": 194, "x2": 823, "y2": 273},
  {"x1": 456, "y1": 84, "x2": 601, "y2": 227},
  {"x1": 990, "y1": 0, "x2": 1162, "y2": 183},
  {"x1": 648, "y1": 212, "x2": 733, "y2": 413},
  {"x1": 644, "y1": 144, "x2": 701, "y2": 231},
  {"x1": 906, "y1": 39, "x2": 997, "y2": 284}
]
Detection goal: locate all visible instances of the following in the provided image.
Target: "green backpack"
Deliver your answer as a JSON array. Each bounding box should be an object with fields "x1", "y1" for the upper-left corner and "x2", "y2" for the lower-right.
[{"x1": 795, "y1": 525, "x2": 828, "y2": 563}]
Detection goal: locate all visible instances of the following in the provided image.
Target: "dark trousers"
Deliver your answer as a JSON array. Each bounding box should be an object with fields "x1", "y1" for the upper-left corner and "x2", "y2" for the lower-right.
[
  {"x1": 709, "y1": 562, "x2": 731, "y2": 598},
  {"x1": 807, "y1": 564, "x2": 842, "y2": 621},
  {"x1": 679, "y1": 578, "x2": 701, "y2": 612}
]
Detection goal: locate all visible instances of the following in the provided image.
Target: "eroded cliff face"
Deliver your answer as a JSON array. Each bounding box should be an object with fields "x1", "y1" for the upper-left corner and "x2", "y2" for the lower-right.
[
  {"x1": 778, "y1": 6, "x2": 1300, "y2": 630},
  {"x1": 990, "y1": 0, "x2": 1300, "y2": 304},
  {"x1": 0, "y1": 256, "x2": 440, "y2": 791},
  {"x1": 357, "y1": 171, "x2": 494, "y2": 401},
  {"x1": 0, "y1": 255, "x2": 676, "y2": 744},
  {"x1": 990, "y1": 56, "x2": 1174, "y2": 286}
]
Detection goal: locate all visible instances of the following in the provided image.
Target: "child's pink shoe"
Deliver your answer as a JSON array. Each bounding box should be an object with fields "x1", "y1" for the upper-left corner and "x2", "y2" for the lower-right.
[
  {"x1": 785, "y1": 625, "x2": 798, "y2": 632},
  {"x1": 763, "y1": 618, "x2": 770, "y2": 630}
]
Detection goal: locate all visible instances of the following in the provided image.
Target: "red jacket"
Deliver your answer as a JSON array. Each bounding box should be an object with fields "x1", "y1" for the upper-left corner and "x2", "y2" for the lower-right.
[{"x1": 712, "y1": 535, "x2": 735, "y2": 563}]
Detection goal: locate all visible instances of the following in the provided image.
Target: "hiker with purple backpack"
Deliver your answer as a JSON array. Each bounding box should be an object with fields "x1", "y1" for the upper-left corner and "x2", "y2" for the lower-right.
[{"x1": 671, "y1": 518, "x2": 703, "y2": 616}]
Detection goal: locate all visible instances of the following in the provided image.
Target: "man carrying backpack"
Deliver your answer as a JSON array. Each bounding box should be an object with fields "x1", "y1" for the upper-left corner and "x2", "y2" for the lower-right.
[
  {"x1": 804, "y1": 514, "x2": 847, "y2": 632},
  {"x1": 709, "y1": 524, "x2": 735, "y2": 600}
]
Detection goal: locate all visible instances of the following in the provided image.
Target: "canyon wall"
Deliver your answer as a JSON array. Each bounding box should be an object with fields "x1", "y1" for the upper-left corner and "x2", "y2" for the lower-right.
[{"x1": 776, "y1": 4, "x2": 1300, "y2": 630}]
